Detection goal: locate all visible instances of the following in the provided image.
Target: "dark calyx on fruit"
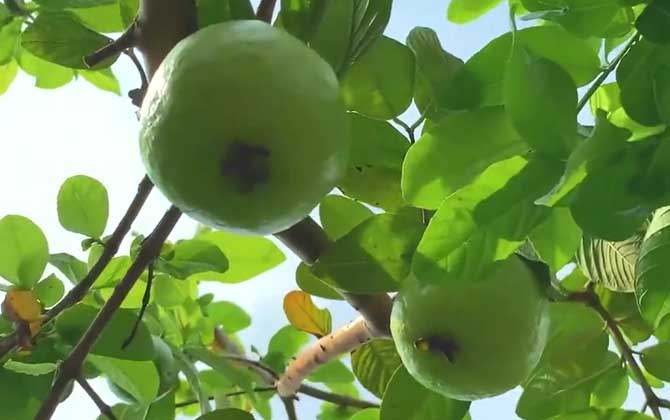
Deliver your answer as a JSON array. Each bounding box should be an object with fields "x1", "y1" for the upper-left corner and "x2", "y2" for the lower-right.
[
  {"x1": 219, "y1": 141, "x2": 271, "y2": 193},
  {"x1": 414, "y1": 336, "x2": 460, "y2": 363}
]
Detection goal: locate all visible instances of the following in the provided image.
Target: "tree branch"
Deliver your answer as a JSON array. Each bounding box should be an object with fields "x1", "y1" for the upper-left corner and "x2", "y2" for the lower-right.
[
  {"x1": 576, "y1": 33, "x2": 640, "y2": 113},
  {"x1": 256, "y1": 0, "x2": 277, "y2": 23},
  {"x1": 35, "y1": 206, "x2": 182, "y2": 420},
  {"x1": 84, "y1": 24, "x2": 137, "y2": 68},
  {"x1": 0, "y1": 176, "x2": 154, "y2": 360},
  {"x1": 299, "y1": 384, "x2": 379, "y2": 409},
  {"x1": 174, "y1": 387, "x2": 277, "y2": 408},
  {"x1": 76, "y1": 376, "x2": 117, "y2": 420},
  {"x1": 275, "y1": 217, "x2": 393, "y2": 337},
  {"x1": 281, "y1": 396, "x2": 299, "y2": 420},
  {"x1": 573, "y1": 285, "x2": 663, "y2": 419}
]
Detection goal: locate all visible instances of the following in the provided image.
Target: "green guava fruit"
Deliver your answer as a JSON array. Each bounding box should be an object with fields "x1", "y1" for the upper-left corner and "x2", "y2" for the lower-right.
[
  {"x1": 139, "y1": 20, "x2": 350, "y2": 235},
  {"x1": 390, "y1": 255, "x2": 550, "y2": 401}
]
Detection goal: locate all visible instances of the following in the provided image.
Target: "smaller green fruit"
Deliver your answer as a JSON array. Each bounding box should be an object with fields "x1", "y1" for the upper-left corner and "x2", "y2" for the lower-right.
[{"x1": 391, "y1": 255, "x2": 550, "y2": 401}]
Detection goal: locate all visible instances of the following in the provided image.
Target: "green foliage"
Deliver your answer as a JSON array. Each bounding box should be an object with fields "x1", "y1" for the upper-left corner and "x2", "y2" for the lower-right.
[{"x1": 6, "y1": 0, "x2": 670, "y2": 419}]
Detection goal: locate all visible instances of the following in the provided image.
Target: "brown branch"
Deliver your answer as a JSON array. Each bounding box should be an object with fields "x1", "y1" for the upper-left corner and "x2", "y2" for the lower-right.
[
  {"x1": 298, "y1": 384, "x2": 379, "y2": 409},
  {"x1": 256, "y1": 0, "x2": 277, "y2": 23},
  {"x1": 573, "y1": 285, "x2": 663, "y2": 419},
  {"x1": 282, "y1": 396, "x2": 299, "y2": 420},
  {"x1": 275, "y1": 217, "x2": 393, "y2": 337},
  {"x1": 35, "y1": 206, "x2": 182, "y2": 420},
  {"x1": 0, "y1": 176, "x2": 154, "y2": 360},
  {"x1": 85, "y1": 24, "x2": 137, "y2": 68},
  {"x1": 175, "y1": 387, "x2": 277, "y2": 408},
  {"x1": 76, "y1": 376, "x2": 117, "y2": 420}
]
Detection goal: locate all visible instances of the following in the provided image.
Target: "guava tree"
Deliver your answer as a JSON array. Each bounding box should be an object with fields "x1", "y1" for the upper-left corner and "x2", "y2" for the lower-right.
[{"x1": 1, "y1": 0, "x2": 670, "y2": 419}]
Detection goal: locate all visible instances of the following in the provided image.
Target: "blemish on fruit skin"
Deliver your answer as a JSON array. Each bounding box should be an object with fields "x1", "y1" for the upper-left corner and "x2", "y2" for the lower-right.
[
  {"x1": 414, "y1": 336, "x2": 460, "y2": 363},
  {"x1": 219, "y1": 142, "x2": 270, "y2": 193}
]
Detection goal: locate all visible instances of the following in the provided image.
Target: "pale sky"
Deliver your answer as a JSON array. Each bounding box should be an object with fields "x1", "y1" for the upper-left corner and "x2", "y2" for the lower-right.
[{"x1": 0, "y1": 1, "x2": 649, "y2": 419}]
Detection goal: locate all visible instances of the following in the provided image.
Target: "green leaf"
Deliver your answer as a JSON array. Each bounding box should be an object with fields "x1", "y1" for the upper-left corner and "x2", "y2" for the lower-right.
[
  {"x1": 93, "y1": 256, "x2": 130, "y2": 288},
  {"x1": 537, "y1": 111, "x2": 631, "y2": 206},
  {"x1": 341, "y1": 36, "x2": 415, "y2": 120},
  {"x1": 56, "y1": 304, "x2": 154, "y2": 360},
  {"x1": 380, "y1": 366, "x2": 469, "y2": 420},
  {"x1": 597, "y1": 285, "x2": 652, "y2": 344},
  {"x1": 402, "y1": 106, "x2": 526, "y2": 209},
  {"x1": 635, "y1": 0, "x2": 670, "y2": 44},
  {"x1": 308, "y1": 359, "x2": 354, "y2": 384},
  {"x1": 448, "y1": 0, "x2": 503, "y2": 23},
  {"x1": 195, "y1": 408, "x2": 254, "y2": 420},
  {"x1": 57, "y1": 175, "x2": 109, "y2": 238},
  {"x1": 159, "y1": 239, "x2": 229, "y2": 280},
  {"x1": 79, "y1": 67, "x2": 121, "y2": 94},
  {"x1": 145, "y1": 390, "x2": 175, "y2": 420},
  {"x1": 412, "y1": 156, "x2": 562, "y2": 284},
  {"x1": 310, "y1": 0, "x2": 353, "y2": 72},
  {"x1": 3, "y1": 360, "x2": 57, "y2": 376},
  {"x1": 590, "y1": 364, "x2": 629, "y2": 409},
  {"x1": 528, "y1": 208, "x2": 581, "y2": 273},
  {"x1": 89, "y1": 355, "x2": 159, "y2": 405},
  {"x1": 320, "y1": 195, "x2": 374, "y2": 241},
  {"x1": 33, "y1": 274, "x2": 65, "y2": 307},
  {"x1": 518, "y1": 303, "x2": 611, "y2": 419},
  {"x1": 194, "y1": 230, "x2": 285, "y2": 283},
  {"x1": 33, "y1": 0, "x2": 117, "y2": 8},
  {"x1": 206, "y1": 301, "x2": 251, "y2": 334},
  {"x1": 0, "y1": 215, "x2": 49, "y2": 288},
  {"x1": 577, "y1": 232, "x2": 642, "y2": 293},
  {"x1": 0, "y1": 19, "x2": 21, "y2": 65},
  {"x1": 504, "y1": 46, "x2": 577, "y2": 158},
  {"x1": 17, "y1": 48, "x2": 74, "y2": 89},
  {"x1": 339, "y1": 114, "x2": 409, "y2": 210},
  {"x1": 641, "y1": 341, "x2": 670, "y2": 380},
  {"x1": 406, "y1": 26, "x2": 464, "y2": 117},
  {"x1": 49, "y1": 253, "x2": 87, "y2": 284},
  {"x1": 71, "y1": 3, "x2": 125, "y2": 33},
  {"x1": 119, "y1": 0, "x2": 139, "y2": 26},
  {"x1": 444, "y1": 26, "x2": 600, "y2": 110},
  {"x1": 264, "y1": 325, "x2": 309, "y2": 372},
  {"x1": 198, "y1": 0, "x2": 255, "y2": 28},
  {"x1": 278, "y1": 0, "x2": 329, "y2": 42},
  {"x1": 349, "y1": 409, "x2": 380, "y2": 420},
  {"x1": 295, "y1": 262, "x2": 343, "y2": 300},
  {"x1": 99, "y1": 404, "x2": 147, "y2": 420},
  {"x1": 313, "y1": 212, "x2": 424, "y2": 293},
  {"x1": 21, "y1": 12, "x2": 115, "y2": 69},
  {"x1": 0, "y1": 366, "x2": 53, "y2": 415},
  {"x1": 351, "y1": 339, "x2": 402, "y2": 398},
  {"x1": 521, "y1": 0, "x2": 621, "y2": 37},
  {"x1": 617, "y1": 39, "x2": 670, "y2": 127},
  {"x1": 547, "y1": 408, "x2": 656, "y2": 420},
  {"x1": 0, "y1": 60, "x2": 18, "y2": 95},
  {"x1": 153, "y1": 274, "x2": 189, "y2": 308}
]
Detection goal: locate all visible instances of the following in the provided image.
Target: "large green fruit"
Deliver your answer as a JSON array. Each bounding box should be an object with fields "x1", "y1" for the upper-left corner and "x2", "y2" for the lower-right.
[
  {"x1": 139, "y1": 20, "x2": 349, "y2": 235},
  {"x1": 390, "y1": 256, "x2": 550, "y2": 401}
]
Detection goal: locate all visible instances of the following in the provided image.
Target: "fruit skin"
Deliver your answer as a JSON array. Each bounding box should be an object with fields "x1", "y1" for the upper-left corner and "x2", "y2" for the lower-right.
[
  {"x1": 140, "y1": 20, "x2": 350, "y2": 235},
  {"x1": 390, "y1": 255, "x2": 550, "y2": 401}
]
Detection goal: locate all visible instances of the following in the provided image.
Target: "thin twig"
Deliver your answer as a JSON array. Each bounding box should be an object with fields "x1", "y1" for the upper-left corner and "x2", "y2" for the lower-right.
[
  {"x1": 174, "y1": 387, "x2": 277, "y2": 408},
  {"x1": 76, "y1": 376, "x2": 117, "y2": 420},
  {"x1": 576, "y1": 33, "x2": 640, "y2": 113},
  {"x1": 299, "y1": 384, "x2": 379, "y2": 409},
  {"x1": 35, "y1": 206, "x2": 182, "y2": 420},
  {"x1": 124, "y1": 49, "x2": 149, "y2": 107},
  {"x1": 0, "y1": 176, "x2": 153, "y2": 360},
  {"x1": 218, "y1": 354, "x2": 279, "y2": 380},
  {"x1": 256, "y1": 0, "x2": 277, "y2": 23},
  {"x1": 573, "y1": 285, "x2": 663, "y2": 419},
  {"x1": 275, "y1": 217, "x2": 393, "y2": 337},
  {"x1": 122, "y1": 262, "x2": 154, "y2": 349},
  {"x1": 281, "y1": 397, "x2": 299, "y2": 420},
  {"x1": 85, "y1": 24, "x2": 137, "y2": 68}
]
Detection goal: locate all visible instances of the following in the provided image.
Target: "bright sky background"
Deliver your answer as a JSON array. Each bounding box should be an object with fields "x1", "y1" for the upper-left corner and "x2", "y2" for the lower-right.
[{"x1": 0, "y1": 1, "x2": 650, "y2": 419}]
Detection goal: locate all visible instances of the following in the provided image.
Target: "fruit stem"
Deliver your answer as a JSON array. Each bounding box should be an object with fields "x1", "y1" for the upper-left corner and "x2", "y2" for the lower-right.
[{"x1": 276, "y1": 316, "x2": 377, "y2": 397}]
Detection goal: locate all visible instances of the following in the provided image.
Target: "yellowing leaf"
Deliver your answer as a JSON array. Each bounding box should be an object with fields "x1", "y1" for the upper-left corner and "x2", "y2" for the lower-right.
[
  {"x1": 2, "y1": 289, "x2": 42, "y2": 324},
  {"x1": 283, "y1": 291, "x2": 332, "y2": 338}
]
